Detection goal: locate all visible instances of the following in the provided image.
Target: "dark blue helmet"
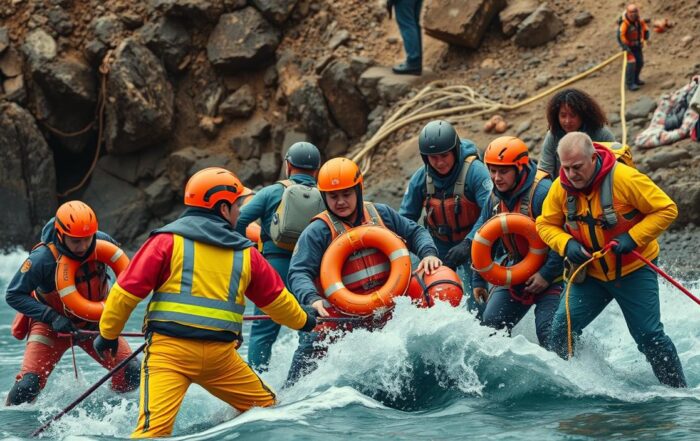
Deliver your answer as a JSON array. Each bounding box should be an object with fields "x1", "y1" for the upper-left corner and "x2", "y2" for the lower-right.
[
  {"x1": 285, "y1": 142, "x2": 321, "y2": 170},
  {"x1": 418, "y1": 120, "x2": 459, "y2": 155}
]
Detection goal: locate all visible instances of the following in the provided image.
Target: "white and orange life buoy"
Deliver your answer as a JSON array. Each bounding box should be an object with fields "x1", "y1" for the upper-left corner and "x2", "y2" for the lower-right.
[
  {"x1": 55, "y1": 239, "x2": 130, "y2": 321},
  {"x1": 320, "y1": 225, "x2": 411, "y2": 316},
  {"x1": 471, "y1": 213, "x2": 547, "y2": 287}
]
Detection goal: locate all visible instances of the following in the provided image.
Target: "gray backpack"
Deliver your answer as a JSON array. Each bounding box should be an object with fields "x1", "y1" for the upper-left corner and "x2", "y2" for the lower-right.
[{"x1": 270, "y1": 180, "x2": 324, "y2": 251}]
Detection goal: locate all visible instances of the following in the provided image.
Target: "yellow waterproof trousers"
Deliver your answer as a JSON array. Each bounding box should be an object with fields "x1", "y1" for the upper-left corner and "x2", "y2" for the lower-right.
[{"x1": 132, "y1": 332, "x2": 276, "y2": 438}]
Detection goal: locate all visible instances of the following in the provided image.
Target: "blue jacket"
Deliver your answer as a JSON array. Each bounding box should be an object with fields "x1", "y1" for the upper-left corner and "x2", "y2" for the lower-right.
[
  {"x1": 288, "y1": 203, "x2": 438, "y2": 306},
  {"x1": 5, "y1": 219, "x2": 117, "y2": 322},
  {"x1": 468, "y1": 161, "x2": 563, "y2": 289},
  {"x1": 399, "y1": 139, "x2": 493, "y2": 246},
  {"x1": 235, "y1": 173, "x2": 317, "y2": 257}
]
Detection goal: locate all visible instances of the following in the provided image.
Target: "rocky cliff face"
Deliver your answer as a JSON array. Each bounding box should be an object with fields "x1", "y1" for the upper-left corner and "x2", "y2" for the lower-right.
[{"x1": 0, "y1": 0, "x2": 698, "y2": 251}]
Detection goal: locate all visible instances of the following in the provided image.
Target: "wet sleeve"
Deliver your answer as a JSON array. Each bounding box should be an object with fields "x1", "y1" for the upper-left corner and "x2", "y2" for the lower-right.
[
  {"x1": 5, "y1": 250, "x2": 54, "y2": 322},
  {"x1": 535, "y1": 180, "x2": 572, "y2": 257},
  {"x1": 398, "y1": 169, "x2": 425, "y2": 222},
  {"x1": 378, "y1": 204, "x2": 437, "y2": 259},
  {"x1": 531, "y1": 180, "x2": 564, "y2": 283},
  {"x1": 465, "y1": 161, "x2": 493, "y2": 239},
  {"x1": 287, "y1": 221, "x2": 330, "y2": 306},
  {"x1": 100, "y1": 234, "x2": 173, "y2": 339},
  {"x1": 537, "y1": 131, "x2": 557, "y2": 177},
  {"x1": 234, "y1": 188, "x2": 269, "y2": 236},
  {"x1": 245, "y1": 248, "x2": 307, "y2": 330}
]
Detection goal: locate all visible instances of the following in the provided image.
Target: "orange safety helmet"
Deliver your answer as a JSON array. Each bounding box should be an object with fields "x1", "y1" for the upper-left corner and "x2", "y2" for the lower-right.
[
  {"x1": 184, "y1": 167, "x2": 243, "y2": 209},
  {"x1": 483, "y1": 136, "x2": 530, "y2": 171},
  {"x1": 317, "y1": 158, "x2": 363, "y2": 192},
  {"x1": 55, "y1": 201, "x2": 98, "y2": 239}
]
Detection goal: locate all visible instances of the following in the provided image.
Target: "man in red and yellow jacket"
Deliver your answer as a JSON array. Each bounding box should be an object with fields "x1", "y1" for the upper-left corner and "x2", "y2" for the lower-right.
[
  {"x1": 93, "y1": 167, "x2": 317, "y2": 438},
  {"x1": 618, "y1": 3, "x2": 649, "y2": 91},
  {"x1": 536, "y1": 132, "x2": 686, "y2": 388}
]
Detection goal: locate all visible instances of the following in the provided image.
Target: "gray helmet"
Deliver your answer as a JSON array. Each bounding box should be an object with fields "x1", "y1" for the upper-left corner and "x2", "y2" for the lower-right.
[
  {"x1": 285, "y1": 142, "x2": 321, "y2": 170},
  {"x1": 418, "y1": 120, "x2": 459, "y2": 155}
]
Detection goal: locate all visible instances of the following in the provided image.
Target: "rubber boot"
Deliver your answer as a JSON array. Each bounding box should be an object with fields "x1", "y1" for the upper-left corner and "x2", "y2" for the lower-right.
[
  {"x1": 644, "y1": 344, "x2": 687, "y2": 388},
  {"x1": 6, "y1": 373, "x2": 41, "y2": 406},
  {"x1": 626, "y1": 63, "x2": 639, "y2": 91}
]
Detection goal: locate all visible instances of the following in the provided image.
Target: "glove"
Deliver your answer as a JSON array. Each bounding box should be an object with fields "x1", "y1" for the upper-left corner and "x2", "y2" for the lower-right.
[
  {"x1": 386, "y1": 0, "x2": 395, "y2": 19},
  {"x1": 445, "y1": 240, "x2": 471, "y2": 268},
  {"x1": 93, "y1": 335, "x2": 119, "y2": 359},
  {"x1": 565, "y1": 239, "x2": 591, "y2": 265},
  {"x1": 300, "y1": 305, "x2": 318, "y2": 332},
  {"x1": 611, "y1": 233, "x2": 637, "y2": 255},
  {"x1": 42, "y1": 309, "x2": 78, "y2": 334}
]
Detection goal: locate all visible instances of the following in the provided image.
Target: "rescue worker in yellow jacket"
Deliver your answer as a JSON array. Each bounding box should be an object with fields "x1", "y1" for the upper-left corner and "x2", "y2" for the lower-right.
[
  {"x1": 536, "y1": 132, "x2": 686, "y2": 388},
  {"x1": 93, "y1": 167, "x2": 318, "y2": 438}
]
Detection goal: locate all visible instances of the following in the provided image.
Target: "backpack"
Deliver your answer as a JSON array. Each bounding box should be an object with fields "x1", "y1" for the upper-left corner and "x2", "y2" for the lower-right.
[
  {"x1": 597, "y1": 141, "x2": 635, "y2": 168},
  {"x1": 270, "y1": 180, "x2": 325, "y2": 251}
]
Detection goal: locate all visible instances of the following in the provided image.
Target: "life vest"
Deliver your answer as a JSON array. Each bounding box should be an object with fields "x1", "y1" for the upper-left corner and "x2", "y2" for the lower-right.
[
  {"x1": 146, "y1": 234, "x2": 249, "y2": 336},
  {"x1": 314, "y1": 202, "x2": 391, "y2": 294},
  {"x1": 32, "y1": 242, "x2": 110, "y2": 322},
  {"x1": 618, "y1": 14, "x2": 646, "y2": 47},
  {"x1": 564, "y1": 162, "x2": 644, "y2": 279},
  {"x1": 424, "y1": 155, "x2": 481, "y2": 243}
]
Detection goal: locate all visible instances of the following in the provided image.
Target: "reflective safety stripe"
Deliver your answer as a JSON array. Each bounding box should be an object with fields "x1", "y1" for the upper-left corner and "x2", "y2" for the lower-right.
[
  {"x1": 475, "y1": 261, "x2": 494, "y2": 273},
  {"x1": 58, "y1": 285, "x2": 77, "y2": 297},
  {"x1": 500, "y1": 215, "x2": 509, "y2": 234},
  {"x1": 28, "y1": 334, "x2": 54, "y2": 346},
  {"x1": 110, "y1": 249, "x2": 124, "y2": 263},
  {"x1": 341, "y1": 262, "x2": 390, "y2": 285},
  {"x1": 388, "y1": 248, "x2": 410, "y2": 261},
  {"x1": 505, "y1": 269, "x2": 512, "y2": 287},
  {"x1": 324, "y1": 282, "x2": 344, "y2": 298},
  {"x1": 148, "y1": 310, "x2": 243, "y2": 333},
  {"x1": 473, "y1": 233, "x2": 492, "y2": 247},
  {"x1": 151, "y1": 292, "x2": 246, "y2": 314},
  {"x1": 345, "y1": 248, "x2": 376, "y2": 263},
  {"x1": 529, "y1": 247, "x2": 548, "y2": 255}
]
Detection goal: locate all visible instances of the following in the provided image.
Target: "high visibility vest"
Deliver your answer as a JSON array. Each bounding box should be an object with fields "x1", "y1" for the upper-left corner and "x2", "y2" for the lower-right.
[
  {"x1": 146, "y1": 234, "x2": 249, "y2": 335},
  {"x1": 314, "y1": 202, "x2": 391, "y2": 294}
]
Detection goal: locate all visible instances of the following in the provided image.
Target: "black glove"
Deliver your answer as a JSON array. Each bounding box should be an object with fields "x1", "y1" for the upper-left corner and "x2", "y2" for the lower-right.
[
  {"x1": 611, "y1": 232, "x2": 637, "y2": 255},
  {"x1": 93, "y1": 335, "x2": 119, "y2": 359},
  {"x1": 565, "y1": 239, "x2": 591, "y2": 265},
  {"x1": 445, "y1": 240, "x2": 471, "y2": 268},
  {"x1": 386, "y1": 0, "x2": 395, "y2": 19},
  {"x1": 42, "y1": 309, "x2": 78, "y2": 335},
  {"x1": 300, "y1": 305, "x2": 318, "y2": 332}
]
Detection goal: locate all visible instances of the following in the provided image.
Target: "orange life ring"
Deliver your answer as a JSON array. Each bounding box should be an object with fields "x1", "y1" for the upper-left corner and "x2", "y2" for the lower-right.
[
  {"x1": 55, "y1": 239, "x2": 130, "y2": 321},
  {"x1": 471, "y1": 213, "x2": 547, "y2": 287},
  {"x1": 320, "y1": 225, "x2": 411, "y2": 316}
]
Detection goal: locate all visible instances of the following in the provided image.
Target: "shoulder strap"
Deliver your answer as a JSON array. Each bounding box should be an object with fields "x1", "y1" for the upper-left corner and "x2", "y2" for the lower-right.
[
  {"x1": 363, "y1": 202, "x2": 385, "y2": 228},
  {"x1": 599, "y1": 163, "x2": 618, "y2": 228},
  {"x1": 425, "y1": 167, "x2": 435, "y2": 196},
  {"x1": 313, "y1": 210, "x2": 348, "y2": 240},
  {"x1": 565, "y1": 193, "x2": 579, "y2": 231},
  {"x1": 519, "y1": 169, "x2": 547, "y2": 217},
  {"x1": 489, "y1": 192, "x2": 500, "y2": 217},
  {"x1": 31, "y1": 242, "x2": 60, "y2": 260},
  {"x1": 277, "y1": 179, "x2": 293, "y2": 188},
  {"x1": 453, "y1": 155, "x2": 476, "y2": 198}
]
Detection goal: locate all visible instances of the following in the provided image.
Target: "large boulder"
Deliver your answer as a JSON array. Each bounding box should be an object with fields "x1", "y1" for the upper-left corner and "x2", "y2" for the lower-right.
[
  {"x1": 0, "y1": 102, "x2": 57, "y2": 249},
  {"x1": 22, "y1": 30, "x2": 98, "y2": 153},
  {"x1": 97, "y1": 145, "x2": 169, "y2": 184},
  {"x1": 206, "y1": 7, "x2": 281, "y2": 71},
  {"x1": 250, "y1": 0, "x2": 298, "y2": 25},
  {"x1": 319, "y1": 60, "x2": 369, "y2": 138},
  {"x1": 358, "y1": 66, "x2": 426, "y2": 105},
  {"x1": 0, "y1": 48, "x2": 25, "y2": 102},
  {"x1": 219, "y1": 84, "x2": 256, "y2": 119},
  {"x1": 286, "y1": 78, "x2": 333, "y2": 147},
  {"x1": 665, "y1": 180, "x2": 700, "y2": 226},
  {"x1": 138, "y1": 16, "x2": 192, "y2": 73},
  {"x1": 423, "y1": 0, "x2": 506, "y2": 49},
  {"x1": 514, "y1": 4, "x2": 564, "y2": 48},
  {"x1": 105, "y1": 38, "x2": 174, "y2": 155},
  {"x1": 149, "y1": 0, "x2": 225, "y2": 22},
  {"x1": 166, "y1": 146, "x2": 210, "y2": 193},
  {"x1": 499, "y1": 0, "x2": 538, "y2": 37}
]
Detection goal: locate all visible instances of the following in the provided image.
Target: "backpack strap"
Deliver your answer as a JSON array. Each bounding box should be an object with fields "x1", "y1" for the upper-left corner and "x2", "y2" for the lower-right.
[
  {"x1": 599, "y1": 163, "x2": 618, "y2": 229},
  {"x1": 31, "y1": 242, "x2": 60, "y2": 260},
  {"x1": 314, "y1": 211, "x2": 348, "y2": 240},
  {"x1": 277, "y1": 179, "x2": 293, "y2": 188},
  {"x1": 518, "y1": 169, "x2": 547, "y2": 217},
  {"x1": 425, "y1": 167, "x2": 435, "y2": 196},
  {"x1": 453, "y1": 155, "x2": 476, "y2": 198},
  {"x1": 363, "y1": 202, "x2": 385, "y2": 228}
]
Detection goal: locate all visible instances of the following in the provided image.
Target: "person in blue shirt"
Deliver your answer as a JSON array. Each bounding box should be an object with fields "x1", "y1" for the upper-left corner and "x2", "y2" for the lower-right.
[
  {"x1": 465, "y1": 137, "x2": 564, "y2": 348},
  {"x1": 399, "y1": 120, "x2": 492, "y2": 315},
  {"x1": 286, "y1": 157, "x2": 441, "y2": 386},
  {"x1": 235, "y1": 142, "x2": 321, "y2": 371}
]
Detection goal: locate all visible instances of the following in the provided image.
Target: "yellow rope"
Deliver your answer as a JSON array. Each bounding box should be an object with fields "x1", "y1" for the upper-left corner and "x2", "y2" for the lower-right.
[
  {"x1": 620, "y1": 53, "x2": 628, "y2": 145},
  {"x1": 564, "y1": 247, "x2": 612, "y2": 358},
  {"x1": 351, "y1": 51, "x2": 627, "y2": 175}
]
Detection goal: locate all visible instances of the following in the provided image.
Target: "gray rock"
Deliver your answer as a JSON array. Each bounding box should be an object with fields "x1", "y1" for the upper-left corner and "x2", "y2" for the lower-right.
[
  {"x1": 424, "y1": 0, "x2": 506, "y2": 48},
  {"x1": 281, "y1": 131, "x2": 308, "y2": 154},
  {"x1": 105, "y1": 38, "x2": 175, "y2": 155},
  {"x1": 515, "y1": 119, "x2": 531, "y2": 137},
  {"x1": 145, "y1": 176, "x2": 175, "y2": 216},
  {"x1": 47, "y1": 6, "x2": 73, "y2": 36},
  {"x1": 644, "y1": 148, "x2": 692, "y2": 171},
  {"x1": 499, "y1": 0, "x2": 538, "y2": 37},
  {"x1": 237, "y1": 158, "x2": 263, "y2": 187},
  {"x1": 607, "y1": 112, "x2": 621, "y2": 125},
  {"x1": 328, "y1": 29, "x2": 350, "y2": 49},
  {"x1": 535, "y1": 72, "x2": 550, "y2": 90},
  {"x1": 84, "y1": 39, "x2": 108, "y2": 68},
  {"x1": 92, "y1": 13, "x2": 125, "y2": 46},
  {"x1": 514, "y1": 4, "x2": 564, "y2": 48},
  {"x1": 314, "y1": 53, "x2": 334, "y2": 75},
  {"x1": 661, "y1": 80, "x2": 676, "y2": 90},
  {"x1": 2, "y1": 74, "x2": 25, "y2": 102},
  {"x1": 286, "y1": 78, "x2": 333, "y2": 147},
  {"x1": 359, "y1": 66, "x2": 425, "y2": 105},
  {"x1": 319, "y1": 60, "x2": 369, "y2": 138},
  {"x1": 325, "y1": 130, "x2": 349, "y2": 157},
  {"x1": 665, "y1": 181, "x2": 700, "y2": 226},
  {"x1": 98, "y1": 146, "x2": 168, "y2": 184},
  {"x1": 219, "y1": 84, "x2": 257, "y2": 118},
  {"x1": 149, "y1": 0, "x2": 225, "y2": 22},
  {"x1": 120, "y1": 12, "x2": 144, "y2": 29},
  {"x1": 0, "y1": 102, "x2": 57, "y2": 249},
  {"x1": 625, "y1": 96, "x2": 657, "y2": 120},
  {"x1": 573, "y1": 11, "x2": 593, "y2": 27},
  {"x1": 349, "y1": 55, "x2": 374, "y2": 78},
  {"x1": 0, "y1": 48, "x2": 22, "y2": 77},
  {"x1": 22, "y1": 29, "x2": 57, "y2": 65},
  {"x1": 139, "y1": 16, "x2": 192, "y2": 73},
  {"x1": 229, "y1": 134, "x2": 262, "y2": 160},
  {"x1": 259, "y1": 151, "x2": 279, "y2": 181},
  {"x1": 0, "y1": 27, "x2": 8, "y2": 54},
  {"x1": 207, "y1": 8, "x2": 281, "y2": 71},
  {"x1": 366, "y1": 104, "x2": 386, "y2": 136},
  {"x1": 188, "y1": 153, "x2": 233, "y2": 175},
  {"x1": 263, "y1": 65, "x2": 278, "y2": 87},
  {"x1": 250, "y1": 0, "x2": 298, "y2": 25},
  {"x1": 224, "y1": 0, "x2": 249, "y2": 10},
  {"x1": 166, "y1": 147, "x2": 210, "y2": 192}
]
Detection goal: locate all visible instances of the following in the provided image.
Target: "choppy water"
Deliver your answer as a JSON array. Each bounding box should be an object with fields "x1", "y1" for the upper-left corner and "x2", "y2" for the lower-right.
[{"x1": 0, "y1": 249, "x2": 699, "y2": 440}]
